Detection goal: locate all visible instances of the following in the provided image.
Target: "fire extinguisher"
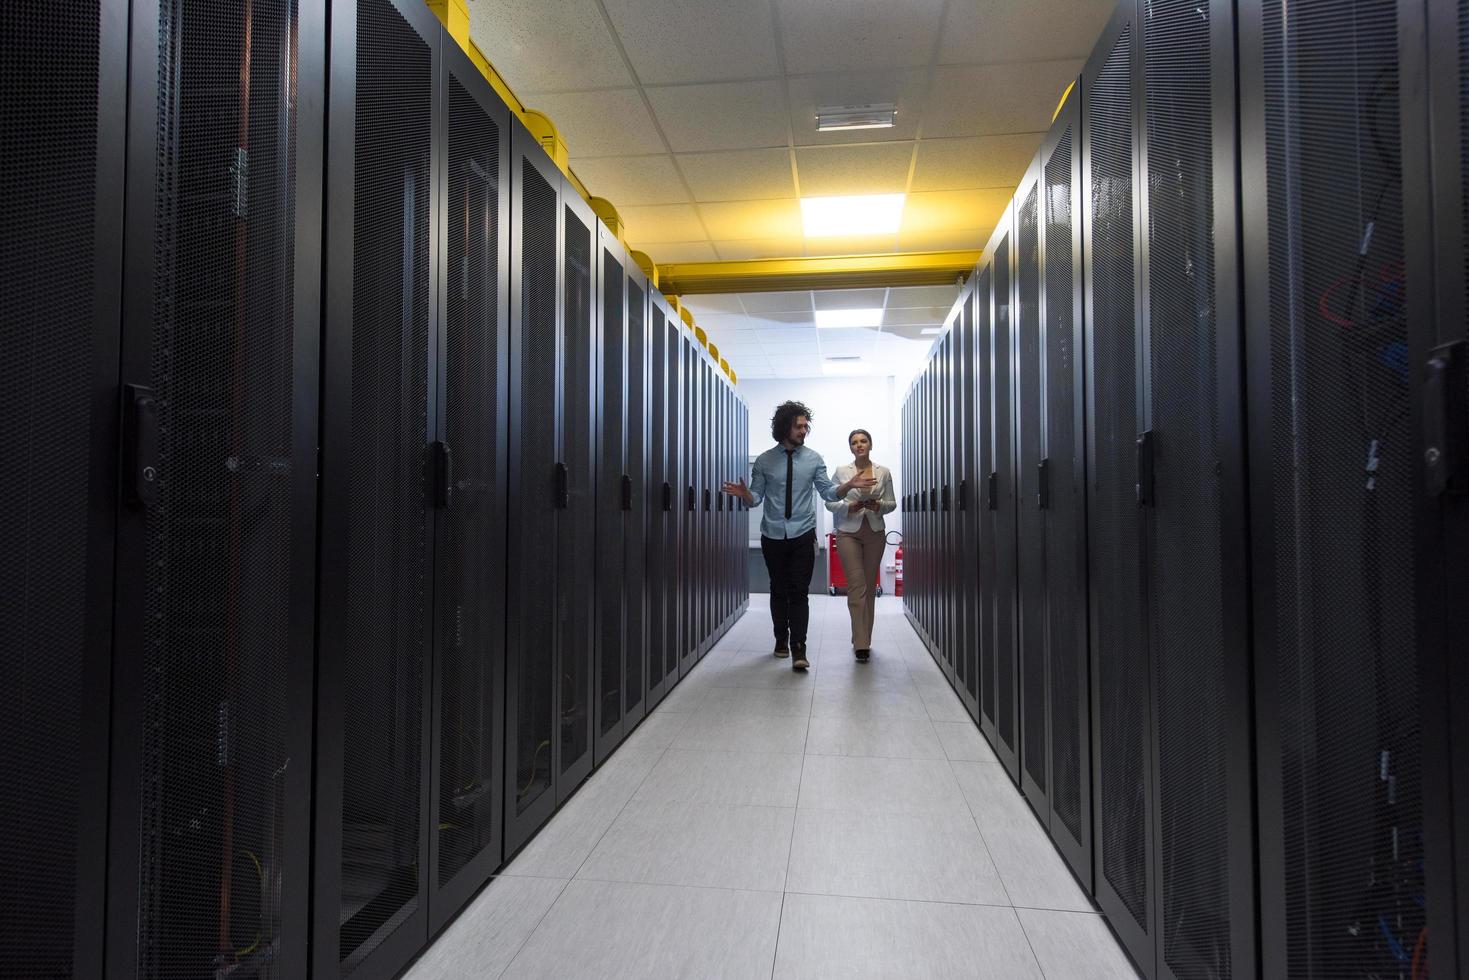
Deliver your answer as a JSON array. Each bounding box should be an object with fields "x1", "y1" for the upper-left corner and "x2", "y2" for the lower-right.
[{"x1": 889, "y1": 531, "x2": 904, "y2": 597}]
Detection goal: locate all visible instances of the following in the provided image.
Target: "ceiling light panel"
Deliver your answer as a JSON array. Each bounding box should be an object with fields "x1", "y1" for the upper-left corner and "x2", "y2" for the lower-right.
[
  {"x1": 815, "y1": 308, "x2": 883, "y2": 329},
  {"x1": 801, "y1": 193, "x2": 905, "y2": 237},
  {"x1": 822, "y1": 356, "x2": 870, "y2": 376},
  {"x1": 815, "y1": 103, "x2": 896, "y2": 131}
]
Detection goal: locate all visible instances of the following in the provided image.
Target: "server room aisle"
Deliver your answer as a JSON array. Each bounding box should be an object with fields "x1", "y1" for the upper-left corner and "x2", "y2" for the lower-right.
[{"x1": 404, "y1": 596, "x2": 1138, "y2": 979}]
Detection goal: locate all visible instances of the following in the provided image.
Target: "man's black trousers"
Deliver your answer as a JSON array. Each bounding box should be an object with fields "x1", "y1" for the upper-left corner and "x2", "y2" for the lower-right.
[{"x1": 760, "y1": 529, "x2": 817, "y2": 648}]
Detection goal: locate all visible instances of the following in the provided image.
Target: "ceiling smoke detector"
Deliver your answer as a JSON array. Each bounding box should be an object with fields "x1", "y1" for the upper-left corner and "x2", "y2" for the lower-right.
[{"x1": 815, "y1": 103, "x2": 897, "y2": 132}]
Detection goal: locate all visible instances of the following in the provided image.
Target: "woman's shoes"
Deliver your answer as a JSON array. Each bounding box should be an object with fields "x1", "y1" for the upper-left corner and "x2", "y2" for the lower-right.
[{"x1": 854, "y1": 648, "x2": 871, "y2": 662}]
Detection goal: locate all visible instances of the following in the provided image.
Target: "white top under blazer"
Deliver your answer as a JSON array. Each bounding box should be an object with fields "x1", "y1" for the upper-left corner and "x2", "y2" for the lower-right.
[{"x1": 825, "y1": 462, "x2": 897, "y2": 534}]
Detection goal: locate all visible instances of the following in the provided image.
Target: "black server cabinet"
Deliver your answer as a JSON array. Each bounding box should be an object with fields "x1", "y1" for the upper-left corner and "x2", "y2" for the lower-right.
[
  {"x1": 109, "y1": 0, "x2": 325, "y2": 973},
  {"x1": 595, "y1": 233, "x2": 629, "y2": 760},
  {"x1": 316, "y1": 0, "x2": 439, "y2": 974},
  {"x1": 504, "y1": 119, "x2": 563, "y2": 853},
  {"x1": 669, "y1": 316, "x2": 688, "y2": 681},
  {"x1": 983, "y1": 207, "x2": 1021, "y2": 781},
  {"x1": 1240, "y1": 0, "x2": 1435, "y2": 975},
  {"x1": 1422, "y1": 0, "x2": 1469, "y2": 968},
  {"x1": 624, "y1": 266, "x2": 649, "y2": 726},
  {"x1": 1, "y1": 0, "x2": 125, "y2": 973},
  {"x1": 558, "y1": 185, "x2": 597, "y2": 798},
  {"x1": 1039, "y1": 91, "x2": 1093, "y2": 891},
  {"x1": 940, "y1": 334, "x2": 956, "y2": 678},
  {"x1": 430, "y1": 38, "x2": 510, "y2": 933},
  {"x1": 679, "y1": 335, "x2": 698, "y2": 675},
  {"x1": 975, "y1": 263, "x2": 995, "y2": 736},
  {"x1": 646, "y1": 295, "x2": 674, "y2": 708},
  {"x1": 956, "y1": 288, "x2": 981, "y2": 718},
  {"x1": 1016, "y1": 160, "x2": 1049, "y2": 814},
  {"x1": 1082, "y1": 4, "x2": 1153, "y2": 967}
]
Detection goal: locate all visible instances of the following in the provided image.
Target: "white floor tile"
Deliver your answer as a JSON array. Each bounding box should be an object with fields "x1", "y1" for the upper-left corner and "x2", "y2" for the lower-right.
[
  {"x1": 1018, "y1": 908, "x2": 1142, "y2": 978},
  {"x1": 798, "y1": 755, "x2": 967, "y2": 816},
  {"x1": 934, "y1": 722, "x2": 1001, "y2": 764},
  {"x1": 636, "y1": 747, "x2": 805, "y2": 807},
  {"x1": 403, "y1": 876, "x2": 566, "y2": 980},
  {"x1": 805, "y1": 714, "x2": 946, "y2": 760}
]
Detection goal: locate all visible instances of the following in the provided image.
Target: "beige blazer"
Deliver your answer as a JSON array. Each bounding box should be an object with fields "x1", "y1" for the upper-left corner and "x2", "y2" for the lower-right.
[{"x1": 825, "y1": 462, "x2": 897, "y2": 534}]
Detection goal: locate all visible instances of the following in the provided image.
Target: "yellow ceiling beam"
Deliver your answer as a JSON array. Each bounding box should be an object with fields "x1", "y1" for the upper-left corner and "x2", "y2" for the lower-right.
[{"x1": 657, "y1": 251, "x2": 980, "y2": 295}]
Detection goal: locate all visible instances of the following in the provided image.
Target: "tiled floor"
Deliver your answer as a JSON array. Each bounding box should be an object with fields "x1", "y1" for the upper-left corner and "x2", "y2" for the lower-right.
[{"x1": 404, "y1": 596, "x2": 1140, "y2": 980}]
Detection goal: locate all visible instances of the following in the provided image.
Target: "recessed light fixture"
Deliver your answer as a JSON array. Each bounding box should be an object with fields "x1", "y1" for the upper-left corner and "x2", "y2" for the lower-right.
[
  {"x1": 815, "y1": 103, "x2": 897, "y2": 132},
  {"x1": 822, "y1": 355, "x2": 869, "y2": 376},
  {"x1": 801, "y1": 194, "x2": 905, "y2": 238},
  {"x1": 815, "y1": 308, "x2": 883, "y2": 329},
  {"x1": 920, "y1": 327, "x2": 943, "y2": 335}
]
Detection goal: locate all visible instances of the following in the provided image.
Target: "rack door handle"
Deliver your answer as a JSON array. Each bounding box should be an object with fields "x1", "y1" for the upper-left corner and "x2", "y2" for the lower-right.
[
  {"x1": 1136, "y1": 430, "x2": 1155, "y2": 508},
  {"x1": 662, "y1": 481, "x2": 673, "y2": 511},
  {"x1": 1038, "y1": 458, "x2": 1051, "y2": 510},
  {"x1": 703, "y1": 488, "x2": 711, "y2": 512},
  {"x1": 432, "y1": 441, "x2": 453, "y2": 509},
  {"x1": 555, "y1": 462, "x2": 569, "y2": 509},
  {"x1": 958, "y1": 479, "x2": 968, "y2": 512},
  {"x1": 986, "y1": 471, "x2": 998, "y2": 510},
  {"x1": 1426, "y1": 340, "x2": 1468, "y2": 496},
  {"x1": 942, "y1": 484, "x2": 950, "y2": 512},
  {"x1": 123, "y1": 384, "x2": 160, "y2": 508},
  {"x1": 687, "y1": 486, "x2": 695, "y2": 512},
  {"x1": 621, "y1": 474, "x2": 633, "y2": 511}
]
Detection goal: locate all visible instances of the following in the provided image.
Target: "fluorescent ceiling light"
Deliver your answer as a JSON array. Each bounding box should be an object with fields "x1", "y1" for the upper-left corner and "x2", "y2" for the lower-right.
[
  {"x1": 920, "y1": 327, "x2": 943, "y2": 335},
  {"x1": 801, "y1": 194, "x2": 905, "y2": 238},
  {"x1": 816, "y1": 103, "x2": 897, "y2": 131},
  {"x1": 815, "y1": 308, "x2": 883, "y2": 329},
  {"x1": 822, "y1": 356, "x2": 869, "y2": 376}
]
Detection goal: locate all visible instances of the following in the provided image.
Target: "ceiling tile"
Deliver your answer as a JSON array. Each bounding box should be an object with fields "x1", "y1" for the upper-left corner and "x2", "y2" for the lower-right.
[
  {"x1": 568, "y1": 154, "x2": 690, "y2": 206},
  {"x1": 469, "y1": 0, "x2": 634, "y2": 94},
  {"x1": 900, "y1": 189, "x2": 1012, "y2": 237},
  {"x1": 678, "y1": 149, "x2": 797, "y2": 202},
  {"x1": 924, "y1": 61, "x2": 1081, "y2": 138},
  {"x1": 776, "y1": 0, "x2": 946, "y2": 74},
  {"x1": 887, "y1": 285, "x2": 964, "y2": 309},
  {"x1": 761, "y1": 338, "x2": 821, "y2": 355},
  {"x1": 526, "y1": 89, "x2": 664, "y2": 158},
  {"x1": 712, "y1": 238, "x2": 807, "y2": 261},
  {"x1": 741, "y1": 291, "x2": 814, "y2": 314},
  {"x1": 802, "y1": 234, "x2": 900, "y2": 257},
  {"x1": 682, "y1": 294, "x2": 746, "y2": 316},
  {"x1": 910, "y1": 135, "x2": 1041, "y2": 192},
  {"x1": 698, "y1": 199, "x2": 803, "y2": 240},
  {"x1": 602, "y1": 0, "x2": 780, "y2": 84},
  {"x1": 786, "y1": 69, "x2": 929, "y2": 146},
  {"x1": 646, "y1": 80, "x2": 789, "y2": 152},
  {"x1": 794, "y1": 142, "x2": 914, "y2": 197},
  {"x1": 897, "y1": 227, "x2": 997, "y2": 253},
  {"x1": 813, "y1": 288, "x2": 887, "y2": 311},
  {"x1": 642, "y1": 241, "x2": 721, "y2": 262},
  {"x1": 621, "y1": 204, "x2": 707, "y2": 244},
  {"x1": 939, "y1": 0, "x2": 1115, "y2": 66}
]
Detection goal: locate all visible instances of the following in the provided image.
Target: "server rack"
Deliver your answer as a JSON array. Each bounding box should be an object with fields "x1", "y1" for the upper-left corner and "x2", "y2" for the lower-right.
[
  {"x1": 973, "y1": 261, "x2": 996, "y2": 744},
  {"x1": 2, "y1": 0, "x2": 126, "y2": 974},
  {"x1": 679, "y1": 334, "x2": 698, "y2": 675},
  {"x1": 646, "y1": 294, "x2": 674, "y2": 708},
  {"x1": 557, "y1": 183, "x2": 597, "y2": 800},
  {"x1": 1240, "y1": 0, "x2": 1436, "y2": 975},
  {"x1": 504, "y1": 116, "x2": 564, "y2": 854},
  {"x1": 1038, "y1": 88, "x2": 1092, "y2": 892},
  {"x1": 955, "y1": 286, "x2": 981, "y2": 717},
  {"x1": 595, "y1": 232, "x2": 630, "y2": 761},
  {"x1": 940, "y1": 332, "x2": 956, "y2": 680},
  {"x1": 315, "y1": 0, "x2": 440, "y2": 973},
  {"x1": 429, "y1": 36, "x2": 510, "y2": 934},
  {"x1": 624, "y1": 263, "x2": 650, "y2": 728}
]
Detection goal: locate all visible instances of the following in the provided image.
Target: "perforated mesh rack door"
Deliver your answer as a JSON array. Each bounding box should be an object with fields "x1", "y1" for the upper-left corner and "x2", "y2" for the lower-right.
[
  {"x1": 1144, "y1": 0, "x2": 1236, "y2": 974},
  {"x1": 647, "y1": 306, "x2": 668, "y2": 696},
  {"x1": 992, "y1": 234, "x2": 1020, "y2": 772},
  {"x1": 559, "y1": 202, "x2": 595, "y2": 788},
  {"x1": 625, "y1": 279, "x2": 647, "y2": 718},
  {"x1": 958, "y1": 299, "x2": 980, "y2": 708},
  {"x1": 1, "y1": 0, "x2": 118, "y2": 972},
  {"x1": 1017, "y1": 183, "x2": 1049, "y2": 801},
  {"x1": 509, "y1": 156, "x2": 558, "y2": 826},
  {"x1": 1253, "y1": 0, "x2": 1424, "y2": 974},
  {"x1": 435, "y1": 67, "x2": 505, "y2": 894},
  {"x1": 1086, "y1": 19, "x2": 1151, "y2": 936},
  {"x1": 1043, "y1": 124, "x2": 1089, "y2": 851},
  {"x1": 336, "y1": 0, "x2": 434, "y2": 964},
  {"x1": 125, "y1": 0, "x2": 313, "y2": 973},
  {"x1": 975, "y1": 265, "x2": 998, "y2": 730},
  {"x1": 597, "y1": 250, "x2": 626, "y2": 745}
]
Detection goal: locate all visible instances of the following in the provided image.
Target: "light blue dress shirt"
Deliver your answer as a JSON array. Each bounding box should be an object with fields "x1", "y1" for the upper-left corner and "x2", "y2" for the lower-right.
[{"x1": 748, "y1": 444, "x2": 841, "y2": 540}]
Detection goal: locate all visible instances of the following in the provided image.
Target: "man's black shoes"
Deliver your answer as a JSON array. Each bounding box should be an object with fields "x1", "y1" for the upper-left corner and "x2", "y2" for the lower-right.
[
  {"x1": 855, "y1": 648, "x2": 871, "y2": 662},
  {"x1": 774, "y1": 642, "x2": 790, "y2": 659},
  {"x1": 792, "y1": 643, "x2": 809, "y2": 671}
]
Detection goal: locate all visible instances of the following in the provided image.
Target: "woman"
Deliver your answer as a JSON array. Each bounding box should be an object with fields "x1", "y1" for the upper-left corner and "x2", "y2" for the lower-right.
[{"x1": 826, "y1": 429, "x2": 896, "y2": 661}]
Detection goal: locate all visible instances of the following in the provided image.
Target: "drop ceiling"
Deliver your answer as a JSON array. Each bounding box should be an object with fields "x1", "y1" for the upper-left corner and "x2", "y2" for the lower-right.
[{"x1": 468, "y1": 0, "x2": 1115, "y2": 264}]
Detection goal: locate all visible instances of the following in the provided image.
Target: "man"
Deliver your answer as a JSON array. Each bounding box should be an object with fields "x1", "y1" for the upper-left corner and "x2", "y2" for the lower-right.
[{"x1": 722, "y1": 401, "x2": 877, "y2": 671}]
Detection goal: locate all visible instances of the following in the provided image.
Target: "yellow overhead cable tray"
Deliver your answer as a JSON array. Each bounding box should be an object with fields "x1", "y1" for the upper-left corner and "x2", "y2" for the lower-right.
[{"x1": 658, "y1": 250, "x2": 981, "y2": 295}]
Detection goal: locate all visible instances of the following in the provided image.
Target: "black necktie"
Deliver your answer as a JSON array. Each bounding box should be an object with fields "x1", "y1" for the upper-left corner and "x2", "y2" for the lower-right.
[{"x1": 785, "y1": 450, "x2": 794, "y2": 519}]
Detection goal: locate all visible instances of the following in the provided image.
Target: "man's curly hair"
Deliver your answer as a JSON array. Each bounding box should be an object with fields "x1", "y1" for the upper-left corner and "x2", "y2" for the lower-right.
[{"x1": 770, "y1": 400, "x2": 814, "y2": 443}]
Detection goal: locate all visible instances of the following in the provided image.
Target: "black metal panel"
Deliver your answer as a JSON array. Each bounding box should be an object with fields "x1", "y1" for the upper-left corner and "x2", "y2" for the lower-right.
[
  {"x1": 595, "y1": 242, "x2": 627, "y2": 757},
  {"x1": 430, "y1": 42, "x2": 508, "y2": 928},
  {"x1": 624, "y1": 272, "x2": 648, "y2": 723},
  {"x1": 1241, "y1": 0, "x2": 1426, "y2": 975},
  {"x1": 1042, "y1": 102, "x2": 1093, "y2": 887},
  {"x1": 1017, "y1": 177, "x2": 1049, "y2": 808},
  {"x1": 1141, "y1": 0, "x2": 1251, "y2": 975},
  {"x1": 669, "y1": 320, "x2": 686, "y2": 680},
  {"x1": 558, "y1": 188, "x2": 596, "y2": 797},
  {"x1": 646, "y1": 300, "x2": 670, "y2": 705},
  {"x1": 1083, "y1": 6, "x2": 1154, "y2": 962},
  {"x1": 975, "y1": 263, "x2": 998, "y2": 737},
  {"x1": 504, "y1": 121, "x2": 561, "y2": 851},
  {"x1": 2, "y1": 0, "x2": 125, "y2": 974},
  {"x1": 992, "y1": 229, "x2": 1021, "y2": 779},
  {"x1": 108, "y1": 0, "x2": 324, "y2": 973}
]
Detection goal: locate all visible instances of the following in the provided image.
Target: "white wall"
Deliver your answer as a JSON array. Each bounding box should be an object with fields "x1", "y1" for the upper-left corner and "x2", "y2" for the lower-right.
[{"x1": 735, "y1": 375, "x2": 907, "y2": 593}]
